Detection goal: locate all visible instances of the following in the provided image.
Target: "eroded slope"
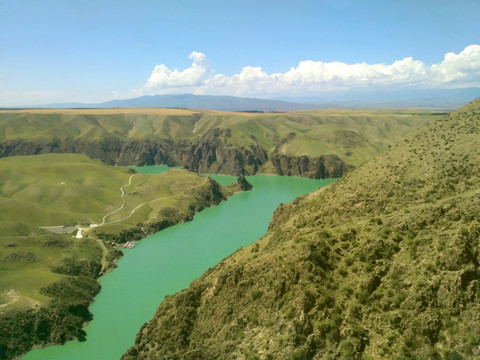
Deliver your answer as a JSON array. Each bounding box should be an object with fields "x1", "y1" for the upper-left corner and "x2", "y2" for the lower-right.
[
  {"x1": 123, "y1": 100, "x2": 480, "y2": 359},
  {"x1": 0, "y1": 109, "x2": 440, "y2": 178}
]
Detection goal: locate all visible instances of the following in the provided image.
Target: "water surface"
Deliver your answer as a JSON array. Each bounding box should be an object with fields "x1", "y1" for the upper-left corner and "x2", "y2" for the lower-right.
[
  {"x1": 130, "y1": 164, "x2": 181, "y2": 174},
  {"x1": 23, "y1": 171, "x2": 336, "y2": 360}
]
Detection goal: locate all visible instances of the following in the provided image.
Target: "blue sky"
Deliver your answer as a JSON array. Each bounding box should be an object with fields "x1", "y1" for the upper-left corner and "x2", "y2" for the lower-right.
[{"x1": 1, "y1": 0, "x2": 480, "y2": 106}]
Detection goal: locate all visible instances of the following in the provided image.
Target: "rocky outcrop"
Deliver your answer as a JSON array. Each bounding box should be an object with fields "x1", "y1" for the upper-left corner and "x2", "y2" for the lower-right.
[
  {"x1": 269, "y1": 132, "x2": 353, "y2": 178},
  {"x1": 270, "y1": 152, "x2": 353, "y2": 178},
  {"x1": 0, "y1": 138, "x2": 125, "y2": 165},
  {"x1": 178, "y1": 128, "x2": 268, "y2": 175},
  {"x1": 0, "y1": 128, "x2": 349, "y2": 179},
  {"x1": 236, "y1": 175, "x2": 253, "y2": 191},
  {"x1": 114, "y1": 139, "x2": 176, "y2": 166}
]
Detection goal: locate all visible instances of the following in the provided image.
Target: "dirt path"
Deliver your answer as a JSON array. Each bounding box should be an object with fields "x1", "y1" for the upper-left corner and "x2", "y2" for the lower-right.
[
  {"x1": 100, "y1": 174, "x2": 135, "y2": 226},
  {"x1": 88, "y1": 173, "x2": 208, "y2": 268},
  {"x1": 101, "y1": 176, "x2": 208, "y2": 226}
]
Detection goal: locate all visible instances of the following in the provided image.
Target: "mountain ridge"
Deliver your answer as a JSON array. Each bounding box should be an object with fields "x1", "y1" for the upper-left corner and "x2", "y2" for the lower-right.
[
  {"x1": 122, "y1": 98, "x2": 480, "y2": 359},
  {"x1": 19, "y1": 94, "x2": 322, "y2": 112},
  {"x1": 8, "y1": 89, "x2": 479, "y2": 111},
  {"x1": 0, "y1": 108, "x2": 438, "y2": 179}
]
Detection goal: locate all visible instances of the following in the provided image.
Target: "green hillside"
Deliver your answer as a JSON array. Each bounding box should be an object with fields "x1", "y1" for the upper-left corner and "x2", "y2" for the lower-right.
[
  {"x1": 0, "y1": 153, "x2": 236, "y2": 359},
  {"x1": 123, "y1": 100, "x2": 480, "y2": 360},
  {"x1": 0, "y1": 108, "x2": 441, "y2": 178}
]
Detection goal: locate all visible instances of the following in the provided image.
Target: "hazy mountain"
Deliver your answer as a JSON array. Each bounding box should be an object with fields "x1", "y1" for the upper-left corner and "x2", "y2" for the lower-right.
[
  {"x1": 25, "y1": 94, "x2": 323, "y2": 112},
  {"x1": 277, "y1": 87, "x2": 480, "y2": 110},
  {"x1": 17, "y1": 88, "x2": 480, "y2": 111}
]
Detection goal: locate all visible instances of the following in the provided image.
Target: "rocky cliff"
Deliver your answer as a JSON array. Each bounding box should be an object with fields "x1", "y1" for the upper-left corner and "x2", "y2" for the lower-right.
[
  {"x1": 177, "y1": 128, "x2": 268, "y2": 176},
  {"x1": 0, "y1": 133, "x2": 345, "y2": 179},
  {"x1": 270, "y1": 152, "x2": 352, "y2": 178},
  {"x1": 0, "y1": 109, "x2": 436, "y2": 179}
]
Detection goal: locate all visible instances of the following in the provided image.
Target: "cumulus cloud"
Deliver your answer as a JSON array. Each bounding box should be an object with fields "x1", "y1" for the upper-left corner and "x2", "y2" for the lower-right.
[
  {"x1": 432, "y1": 45, "x2": 480, "y2": 84},
  {"x1": 139, "y1": 51, "x2": 212, "y2": 94},
  {"x1": 134, "y1": 45, "x2": 480, "y2": 97}
]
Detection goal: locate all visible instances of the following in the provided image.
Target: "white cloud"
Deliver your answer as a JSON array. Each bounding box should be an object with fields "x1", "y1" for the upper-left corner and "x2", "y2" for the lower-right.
[
  {"x1": 432, "y1": 45, "x2": 480, "y2": 85},
  {"x1": 134, "y1": 45, "x2": 480, "y2": 97},
  {"x1": 142, "y1": 51, "x2": 212, "y2": 94}
]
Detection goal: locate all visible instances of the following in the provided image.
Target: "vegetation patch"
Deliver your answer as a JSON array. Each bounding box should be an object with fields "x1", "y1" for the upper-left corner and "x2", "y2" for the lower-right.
[
  {"x1": 0, "y1": 153, "x2": 240, "y2": 359},
  {"x1": 123, "y1": 99, "x2": 480, "y2": 359},
  {"x1": 0, "y1": 108, "x2": 442, "y2": 178}
]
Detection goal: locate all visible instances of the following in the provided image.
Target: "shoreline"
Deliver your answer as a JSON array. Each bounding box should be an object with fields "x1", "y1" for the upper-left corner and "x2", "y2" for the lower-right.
[{"x1": 13, "y1": 175, "x2": 244, "y2": 360}]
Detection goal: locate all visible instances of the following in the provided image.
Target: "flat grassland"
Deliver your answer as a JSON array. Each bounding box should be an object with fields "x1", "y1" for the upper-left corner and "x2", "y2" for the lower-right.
[{"x1": 0, "y1": 153, "x2": 217, "y2": 314}]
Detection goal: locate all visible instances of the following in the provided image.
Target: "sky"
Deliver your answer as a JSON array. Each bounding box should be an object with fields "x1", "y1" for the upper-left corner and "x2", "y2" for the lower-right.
[{"x1": 1, "y1": 0, "x2": 480, "y2": 106}]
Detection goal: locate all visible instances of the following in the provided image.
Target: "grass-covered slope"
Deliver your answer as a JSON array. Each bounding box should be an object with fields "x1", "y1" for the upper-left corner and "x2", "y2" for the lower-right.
[
  {"x1": 0, "y1": 153, "x2": 236, "y2": 360},
  {"x1": 0, "y1": 108, "x2": 441, "y2": 178},
  {"x1": 123, "y1": 99, "x2": 480, "y2": 360}
]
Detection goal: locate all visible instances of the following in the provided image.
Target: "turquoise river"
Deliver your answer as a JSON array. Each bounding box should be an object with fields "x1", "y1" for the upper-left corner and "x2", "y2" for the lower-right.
[{"x1": 22, "y1": 170, "x2": 336, "y2": 360}]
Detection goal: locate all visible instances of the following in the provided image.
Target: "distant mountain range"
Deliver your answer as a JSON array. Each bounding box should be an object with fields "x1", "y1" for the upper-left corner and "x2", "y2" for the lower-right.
[
  {"x1": 275, "y1": 87, "x2": 480, "y2": 110},
  {"x1": 23, "y1": 95, "x2": 322, "y2": 112},
  {"x1": 10, "y1": 88, "x2": 480, "y2": 111}
]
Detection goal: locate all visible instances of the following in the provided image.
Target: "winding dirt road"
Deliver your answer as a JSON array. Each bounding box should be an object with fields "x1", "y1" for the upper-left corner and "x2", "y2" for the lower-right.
[
  {"x1": 101, "y1": 176, "x2": 208, "y2": 226},
  {"x1": 100, "y1": 174, "x2": 135, "y2": 226},
  {"x1": 87, "y1": 172, "x2": 209, "y2": 272}
]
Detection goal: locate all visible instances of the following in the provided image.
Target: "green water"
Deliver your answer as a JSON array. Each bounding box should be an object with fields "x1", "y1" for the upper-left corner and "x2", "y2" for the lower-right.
[
  {"x1": 130, "y1": 164, "x2": 181, "y2": 174},
  {"x1": 22, "y1": 173, "x2": 336, "y2": 360}
]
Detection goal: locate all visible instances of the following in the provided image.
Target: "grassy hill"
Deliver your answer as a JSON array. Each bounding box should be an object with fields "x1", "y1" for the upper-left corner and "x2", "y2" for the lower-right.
[
  {"x1": 0, "y1": 153, "x2": 236, "y2": 359},
  {"x1": 0, "y1": 108, "x2": 442, "y2": 178},
  {"x1": 123, "y1": 99, "x2": 480, "y2": 360}
]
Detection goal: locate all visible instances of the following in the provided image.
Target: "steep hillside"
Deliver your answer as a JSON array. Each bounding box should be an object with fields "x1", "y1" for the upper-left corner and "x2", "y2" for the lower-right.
[
  {"x1": 0, "y1": 154, "x2": 238, "y2": 360},
  {"x1": 123, "y1": 99, "x2": 480, "y2": 360},
  {"x1": 0, "y1": 108, "x2": 441, "y2": 178}
]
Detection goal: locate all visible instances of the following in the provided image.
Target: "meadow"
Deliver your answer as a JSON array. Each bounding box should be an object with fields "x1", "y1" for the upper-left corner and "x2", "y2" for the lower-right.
[{"x1": 0, "y1": 153, "x2": 227, "y2": 314}]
